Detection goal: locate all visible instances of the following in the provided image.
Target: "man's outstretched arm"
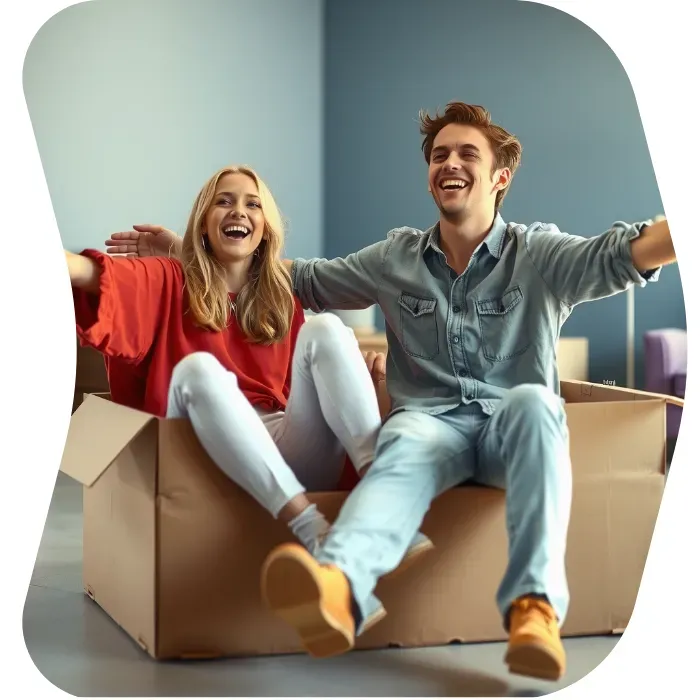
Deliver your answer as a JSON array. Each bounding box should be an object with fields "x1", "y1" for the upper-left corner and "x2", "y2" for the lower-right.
[
  {"x1": 526, "y1": 217, "x2": 676, "y2": 307},
  {"x1": 105, "y1": 224, "x2": 389, "y2": 312}
]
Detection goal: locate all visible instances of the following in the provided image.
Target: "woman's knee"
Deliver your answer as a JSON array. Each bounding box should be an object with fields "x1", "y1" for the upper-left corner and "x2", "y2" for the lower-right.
[
  {"x1": 297, "y1": 312, "x2": 353, "y2": 348},
  {"x1": 171, "y1": 352, "x2": 230, "y2": 393}
]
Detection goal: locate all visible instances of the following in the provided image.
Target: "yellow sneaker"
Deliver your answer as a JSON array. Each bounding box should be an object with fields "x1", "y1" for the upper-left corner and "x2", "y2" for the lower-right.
[
  {"x1": 504, "y1": 597, "x2": 566, "y2": 681},
  {"x1": 261, "y1": 543, "x2": 356, "y2": 658}
]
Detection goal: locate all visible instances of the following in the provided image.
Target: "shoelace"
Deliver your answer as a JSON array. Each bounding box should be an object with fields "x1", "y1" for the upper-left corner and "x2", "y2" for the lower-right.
[{"x1": 512, "y1": 598, "x2": 558, "y2": 632}]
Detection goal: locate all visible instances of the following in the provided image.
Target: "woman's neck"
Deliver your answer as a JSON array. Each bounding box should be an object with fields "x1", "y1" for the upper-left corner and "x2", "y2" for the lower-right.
[{"x1": 223, "y1": 258, "x2": 253, "y2": 294}]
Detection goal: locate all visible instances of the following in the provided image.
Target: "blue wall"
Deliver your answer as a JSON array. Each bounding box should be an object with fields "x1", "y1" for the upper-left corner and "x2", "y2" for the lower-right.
[
  {"x1": 324, "y1": 0, "x2": 685, "y2": 387},
  {"x1": 24, "y1": 0, "x2": 324, "y2": 259}
]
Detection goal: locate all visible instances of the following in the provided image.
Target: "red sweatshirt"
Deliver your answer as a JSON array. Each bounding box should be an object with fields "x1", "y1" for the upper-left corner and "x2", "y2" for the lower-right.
[{"x1": 72, "y1": 250, "x2": 306, "y2": 418}]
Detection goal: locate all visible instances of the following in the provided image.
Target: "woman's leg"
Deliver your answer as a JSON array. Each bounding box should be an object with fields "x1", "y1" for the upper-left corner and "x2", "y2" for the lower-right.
[
  {"x1": 168, "y1": 349, "x2": 387, "y2": 633},
  {"x1": 273, "y1": 313, "x2": 380, "y2": 482},
  {"x1": 166, "y1": 352, "x2": 328, "y2": 550}
]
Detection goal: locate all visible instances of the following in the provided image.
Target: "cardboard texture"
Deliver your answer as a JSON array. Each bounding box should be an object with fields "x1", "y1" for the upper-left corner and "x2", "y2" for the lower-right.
[
  {"x1": 556, "y1": 338, "x2": 589, "y2": 382},
  {"x1": 59, "y1": 379, "x2": 676, "y2": 659},
  {"x1": 73, "y1": 339, "x2": 109, "y2": 412}
]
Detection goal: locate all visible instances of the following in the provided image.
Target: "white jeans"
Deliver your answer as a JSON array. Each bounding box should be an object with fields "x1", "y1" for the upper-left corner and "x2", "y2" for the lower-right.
[{"x1": 166, "y1": 313, "x2": 382, "y2": 517}]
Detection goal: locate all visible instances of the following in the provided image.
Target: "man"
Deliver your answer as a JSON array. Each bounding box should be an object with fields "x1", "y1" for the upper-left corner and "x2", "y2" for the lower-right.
[{"x1": 106, "y1": 102, "x2": 676, "y2": 681}]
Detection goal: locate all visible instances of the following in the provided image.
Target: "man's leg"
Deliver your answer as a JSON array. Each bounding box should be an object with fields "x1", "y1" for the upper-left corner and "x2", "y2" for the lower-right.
[
  {"x1": 261, "y1": 408, "x2": 479, "y2": 658},
  {"x1": 476, "y1": 384, "x2": 572, "y2": 681}
]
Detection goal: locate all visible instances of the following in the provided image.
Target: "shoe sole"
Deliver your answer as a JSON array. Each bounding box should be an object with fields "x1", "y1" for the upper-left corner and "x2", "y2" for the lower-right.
[
  {"x1": 262, "y1": 547, "x2": 354, "y2": 659},
  {"x1": 505, "y1": 641, "x2": 564, "y2": 681}
]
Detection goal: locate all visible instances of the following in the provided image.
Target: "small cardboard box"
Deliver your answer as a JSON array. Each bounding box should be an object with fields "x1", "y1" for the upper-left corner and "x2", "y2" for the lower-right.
[{"x1": 58, "y1": 379, "x2": 680, "y2": 659}]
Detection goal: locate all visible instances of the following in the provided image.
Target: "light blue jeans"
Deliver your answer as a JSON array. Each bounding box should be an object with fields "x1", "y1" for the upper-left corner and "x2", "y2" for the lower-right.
[{"x1": 315, "y1": 384, "x2": 573, "y2": 630}]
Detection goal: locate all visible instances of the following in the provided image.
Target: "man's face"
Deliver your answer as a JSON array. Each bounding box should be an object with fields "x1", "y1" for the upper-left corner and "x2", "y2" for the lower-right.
[{"x1": 427, "y1": 123, "x2": 508, "y2": 222}]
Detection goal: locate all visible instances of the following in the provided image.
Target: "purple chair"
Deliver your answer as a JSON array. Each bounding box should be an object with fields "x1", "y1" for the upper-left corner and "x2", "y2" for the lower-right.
[{"x1": 643, "y1": 329, "x2": 687, "y2": 445}]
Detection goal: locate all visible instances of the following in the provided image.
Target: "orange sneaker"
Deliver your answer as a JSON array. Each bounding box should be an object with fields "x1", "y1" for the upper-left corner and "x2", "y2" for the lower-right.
[
  {"x1": 261, "y1": 543, "x2": 356, "y2": 658},
  {"x1": 504, "y1": 597, "x2": 566, "y2": 681}
]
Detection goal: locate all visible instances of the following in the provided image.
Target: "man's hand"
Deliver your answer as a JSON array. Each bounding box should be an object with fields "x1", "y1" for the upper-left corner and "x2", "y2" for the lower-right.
[
  {"x1": 104, "y1": 224, "x2": 182, "y2": 258},
  {"x1": 363, "y1": 350, "x2": 386, "y2": 384},
  {"x1": 630, "y1": 217, "x2": 676, "y2": 272}
]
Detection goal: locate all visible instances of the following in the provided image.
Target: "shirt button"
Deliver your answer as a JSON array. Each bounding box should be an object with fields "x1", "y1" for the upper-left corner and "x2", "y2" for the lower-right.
[
  {"x1": 467, "y1": 393, "x2": 475, "y2": 400},
  {"x1": 458, "y1": 370, "x2": 467, "y2": 378},
  {"x1": 452, "y1": 305, "x2": 461, "y2": 313},
  {"x1": 452, "y1": 335, "x2": 459, "y2": 344}
]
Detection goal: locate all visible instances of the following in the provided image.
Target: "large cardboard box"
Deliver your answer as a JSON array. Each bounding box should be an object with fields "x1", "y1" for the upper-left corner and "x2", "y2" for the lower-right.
[{"x1": 58, "y1": 379, "x2": 680, "y2": 660}]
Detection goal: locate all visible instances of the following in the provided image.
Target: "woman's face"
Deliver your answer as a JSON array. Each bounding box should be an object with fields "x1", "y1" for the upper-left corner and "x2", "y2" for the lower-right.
[{"x1": 203, "y1": 172, "x2": 265, "y2": 263}]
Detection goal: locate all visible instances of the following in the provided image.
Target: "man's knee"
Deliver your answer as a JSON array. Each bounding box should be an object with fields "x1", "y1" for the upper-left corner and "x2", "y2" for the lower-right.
[
  {"x1": 502, "y1": 384, "x2": 564, "y2": 423},
  {"x1": 372, "y1": 412, "x2": 450, "y2": 474},
  {"x1": 380, "y1": 411, "x2": 447, "y2": 445}
]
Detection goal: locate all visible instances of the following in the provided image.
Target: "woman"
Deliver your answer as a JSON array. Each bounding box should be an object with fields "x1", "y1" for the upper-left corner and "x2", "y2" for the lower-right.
[{"x1": 68, "y1": 165, "x2": 430, "y2": 634}]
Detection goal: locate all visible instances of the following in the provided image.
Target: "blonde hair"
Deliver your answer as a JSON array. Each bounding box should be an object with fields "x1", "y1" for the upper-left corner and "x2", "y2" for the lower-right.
[{"x1": 181, "y1": 165, "x2": 295, "y2": 344}]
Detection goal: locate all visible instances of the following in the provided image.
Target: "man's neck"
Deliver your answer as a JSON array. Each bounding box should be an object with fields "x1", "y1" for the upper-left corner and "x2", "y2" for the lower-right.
[{"x1": 438, "y1": 210, "x2": 496, "y2": 275}]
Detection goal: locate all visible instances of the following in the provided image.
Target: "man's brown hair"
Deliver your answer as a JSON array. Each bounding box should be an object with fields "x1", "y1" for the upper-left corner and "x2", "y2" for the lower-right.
[{"x1": 419, "y1": 102, "x2": 522, "y2": 211}]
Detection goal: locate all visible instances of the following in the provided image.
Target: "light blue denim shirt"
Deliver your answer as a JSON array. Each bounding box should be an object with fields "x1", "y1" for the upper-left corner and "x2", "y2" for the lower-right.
[{"x1": 292, "y1": 214, "x2": 660, "y2": 417}]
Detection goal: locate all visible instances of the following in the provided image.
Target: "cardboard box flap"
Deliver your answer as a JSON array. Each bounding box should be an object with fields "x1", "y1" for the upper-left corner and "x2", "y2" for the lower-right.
[
  {"x1": 60, "y1": 394, "x2": 156, "y2": 487},
  {"x1": 562, "y1": 379, "x2": 684, "y2": 407}
]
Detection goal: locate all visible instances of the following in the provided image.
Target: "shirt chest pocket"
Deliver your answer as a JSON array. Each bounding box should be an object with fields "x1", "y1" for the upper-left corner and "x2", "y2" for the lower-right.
[
  {"x1": 398, "y1": 292, "x2": 439, "y2": 360},
  {"x1": 474, "y1": 285, "x2": 531, "y2": 362}
]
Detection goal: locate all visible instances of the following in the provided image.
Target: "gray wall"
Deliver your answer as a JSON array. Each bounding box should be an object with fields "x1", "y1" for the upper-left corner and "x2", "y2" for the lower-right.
[
  {"x1": 324, "y1": 0, "x2": 685, "y2": 387},
  {"x1": 23, "y1": 0, "x2": 324, "y2": 259}
]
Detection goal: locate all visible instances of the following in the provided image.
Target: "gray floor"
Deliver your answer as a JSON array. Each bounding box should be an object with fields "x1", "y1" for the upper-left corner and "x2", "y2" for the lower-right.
[{"x1": 24, "y1": 474, "x2": 618, "y2": 697}]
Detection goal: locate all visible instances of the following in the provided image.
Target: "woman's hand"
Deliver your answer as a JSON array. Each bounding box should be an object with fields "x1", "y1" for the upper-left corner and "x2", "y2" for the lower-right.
[
  {"x1": 104, "y1": 224, "x2": 182, "y2": 259},
  {"x1": 363, "y1": 350, "x2": 386, "y2": 383},
  {"x1": 364, "y1": 350, "x2": 390, "y2": 417}
]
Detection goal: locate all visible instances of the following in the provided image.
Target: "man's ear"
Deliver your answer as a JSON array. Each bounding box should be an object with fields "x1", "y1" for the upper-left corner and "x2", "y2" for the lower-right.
[{"x1": 494, "y1": 167, "x2": 512, "y2": 192}]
